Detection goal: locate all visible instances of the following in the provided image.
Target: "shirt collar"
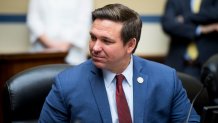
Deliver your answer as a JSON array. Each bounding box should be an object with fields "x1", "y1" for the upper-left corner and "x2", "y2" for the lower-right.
[{"x1": 103, "y1": 55, "x2": 133, "y2": 88}]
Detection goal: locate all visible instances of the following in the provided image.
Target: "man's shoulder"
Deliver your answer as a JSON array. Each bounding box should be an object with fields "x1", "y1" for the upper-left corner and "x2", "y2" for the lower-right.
[
  {"x1": 133, "y1": 55, "x2": 176, "y2": 75},
  {"x1": 133, "y1": 55, "x2": 173, "y2": 69}
]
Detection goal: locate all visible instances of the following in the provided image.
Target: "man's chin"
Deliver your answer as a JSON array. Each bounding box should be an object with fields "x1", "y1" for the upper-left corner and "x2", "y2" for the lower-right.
[{"x1": 93, "y1": 61, "x2": 105, "y2": 69}]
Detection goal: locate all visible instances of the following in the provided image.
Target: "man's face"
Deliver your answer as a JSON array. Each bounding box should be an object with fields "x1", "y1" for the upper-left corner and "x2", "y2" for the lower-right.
[{"x1": 89, "y1": 19, "x2": 136, "y2": 73}]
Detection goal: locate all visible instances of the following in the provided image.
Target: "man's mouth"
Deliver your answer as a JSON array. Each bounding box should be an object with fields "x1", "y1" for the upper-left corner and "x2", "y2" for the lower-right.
[{"x1": 92, "y1": 55, "x2": 104, "y2": 61}]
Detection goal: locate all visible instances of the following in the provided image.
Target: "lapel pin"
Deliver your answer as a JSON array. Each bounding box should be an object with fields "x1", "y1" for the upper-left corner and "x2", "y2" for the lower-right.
[{"x1": 137, "y1": 77, "x2": 144, "y2": 84}]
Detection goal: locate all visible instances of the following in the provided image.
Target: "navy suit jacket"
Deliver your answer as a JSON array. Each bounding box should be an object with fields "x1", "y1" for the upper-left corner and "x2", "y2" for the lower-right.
[
  {"x1": 161, "y1": 0, "x2": 218, "y2": 70},
  {"x1": 39, "y1": 55, "x2": 200, "y2": 123}
]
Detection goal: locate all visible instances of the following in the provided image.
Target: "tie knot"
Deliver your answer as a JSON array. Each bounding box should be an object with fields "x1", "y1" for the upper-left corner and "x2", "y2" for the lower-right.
[{"x1": 116, "y1": 74, "x2": 125, "y2": 86}]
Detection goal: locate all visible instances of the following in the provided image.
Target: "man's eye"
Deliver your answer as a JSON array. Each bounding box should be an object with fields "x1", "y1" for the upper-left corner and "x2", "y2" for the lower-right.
[
  {"x1": 91, "y1": 35, "x2": 97, "y2": 41},
  {"x1": 103, "y1": 40, "x2": 112, "y2": 44}
]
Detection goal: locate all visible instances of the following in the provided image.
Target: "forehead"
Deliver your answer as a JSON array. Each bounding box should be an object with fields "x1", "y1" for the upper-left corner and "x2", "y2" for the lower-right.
[{"x1": 90, "y1": 19, "x2": 123, "y2": 37}]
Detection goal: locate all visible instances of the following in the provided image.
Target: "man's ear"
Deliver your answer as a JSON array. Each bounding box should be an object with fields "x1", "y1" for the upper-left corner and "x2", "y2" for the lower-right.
[{"x1": 127, "y1": 38, "x2": 136, "y2": 53}]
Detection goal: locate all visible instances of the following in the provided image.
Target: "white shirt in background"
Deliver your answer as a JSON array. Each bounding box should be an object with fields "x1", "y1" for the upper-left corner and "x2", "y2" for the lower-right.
[{"x1": 27, "y1": 0, "x2": 93, "y2": 65}]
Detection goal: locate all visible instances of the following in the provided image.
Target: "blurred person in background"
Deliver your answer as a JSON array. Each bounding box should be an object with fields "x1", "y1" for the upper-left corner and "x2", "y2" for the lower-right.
[
  {"x1": 161, "y1": 0, "x2": 218, "y2": 79},
  {"x1": 27, "y1": 0, "x2": 93, "y2": 65}
]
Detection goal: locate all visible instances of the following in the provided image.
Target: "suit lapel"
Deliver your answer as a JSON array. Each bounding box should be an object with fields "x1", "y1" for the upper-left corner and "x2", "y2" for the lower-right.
[
  {"x1": 132, "y1": 56, "x2": 148, "y2": 123},
  {"x1": 89, "y1": 65, "x2": 112, "y2": 123},
  {"x1": 88, "y1": 56, "x2": 149, "y2": 123}
]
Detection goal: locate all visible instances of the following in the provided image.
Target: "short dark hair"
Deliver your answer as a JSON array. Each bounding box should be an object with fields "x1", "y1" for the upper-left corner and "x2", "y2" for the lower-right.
[{"x1": 92, "y1": 3, "x2": 142, "y2": 53}]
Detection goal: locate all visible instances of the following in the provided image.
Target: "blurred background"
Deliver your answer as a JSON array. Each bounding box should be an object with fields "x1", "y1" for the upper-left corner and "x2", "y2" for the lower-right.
[{"x1": 0, "y1": 0, "x2": 169, "y2": 56}]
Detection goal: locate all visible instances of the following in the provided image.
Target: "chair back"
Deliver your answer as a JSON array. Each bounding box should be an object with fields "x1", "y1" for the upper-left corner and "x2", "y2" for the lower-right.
[
  {"x1": 2, "y1": 64, "x2": 71, "y2": 123},
  {"x1": 201, "y1": 54, "x2": 218, "y2": 105},
  {"x1": 177, "y1": 72, "x2": 209, "y2": 115}
]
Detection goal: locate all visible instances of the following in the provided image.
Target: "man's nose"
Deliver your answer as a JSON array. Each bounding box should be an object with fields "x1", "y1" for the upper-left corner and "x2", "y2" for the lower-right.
[{"x1": 92, "y1": 40, "x2": 102, "y2": 51}]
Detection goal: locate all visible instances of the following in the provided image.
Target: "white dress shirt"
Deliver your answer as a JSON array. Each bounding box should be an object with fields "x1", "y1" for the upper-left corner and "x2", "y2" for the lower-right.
[
  {"x1": 103, "y1": 56, "x2": 133, "y2": 123},
  {"x1": 27, "y1": 0, "x2": 93, "y2": 65}
]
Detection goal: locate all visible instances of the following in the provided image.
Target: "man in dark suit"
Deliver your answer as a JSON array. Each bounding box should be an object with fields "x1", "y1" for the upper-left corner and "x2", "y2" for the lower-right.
[
  {"x1": 39, "y1": 3, "x2": 200, "y2": 123},
  {"x1": 161, "y1": 0, "x2": 218, "y2": 79}
]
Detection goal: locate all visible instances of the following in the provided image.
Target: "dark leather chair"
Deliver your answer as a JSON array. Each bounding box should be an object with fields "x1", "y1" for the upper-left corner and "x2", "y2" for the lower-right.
[
  {"x1": 201, "y1": 54, "x2": 218, "y2": 105},
  {"x1": 177, "y1": 72, "x2": 209, "y2": 115},
  {"x1": 2, "y1": 64, "x2": 71, "y2": 123},
  {"x1": 200, "y1": 54, "x2": 218, "y2": 123}
]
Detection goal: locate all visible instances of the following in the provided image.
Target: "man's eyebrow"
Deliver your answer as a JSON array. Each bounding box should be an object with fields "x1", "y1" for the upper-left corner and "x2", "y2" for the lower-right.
[
  {"x1": 102, "y1": 36, "x2": 114, "y2": 42},
  {"x1": 89, "y1": 32, "x2": 114, "y2": 41}
]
